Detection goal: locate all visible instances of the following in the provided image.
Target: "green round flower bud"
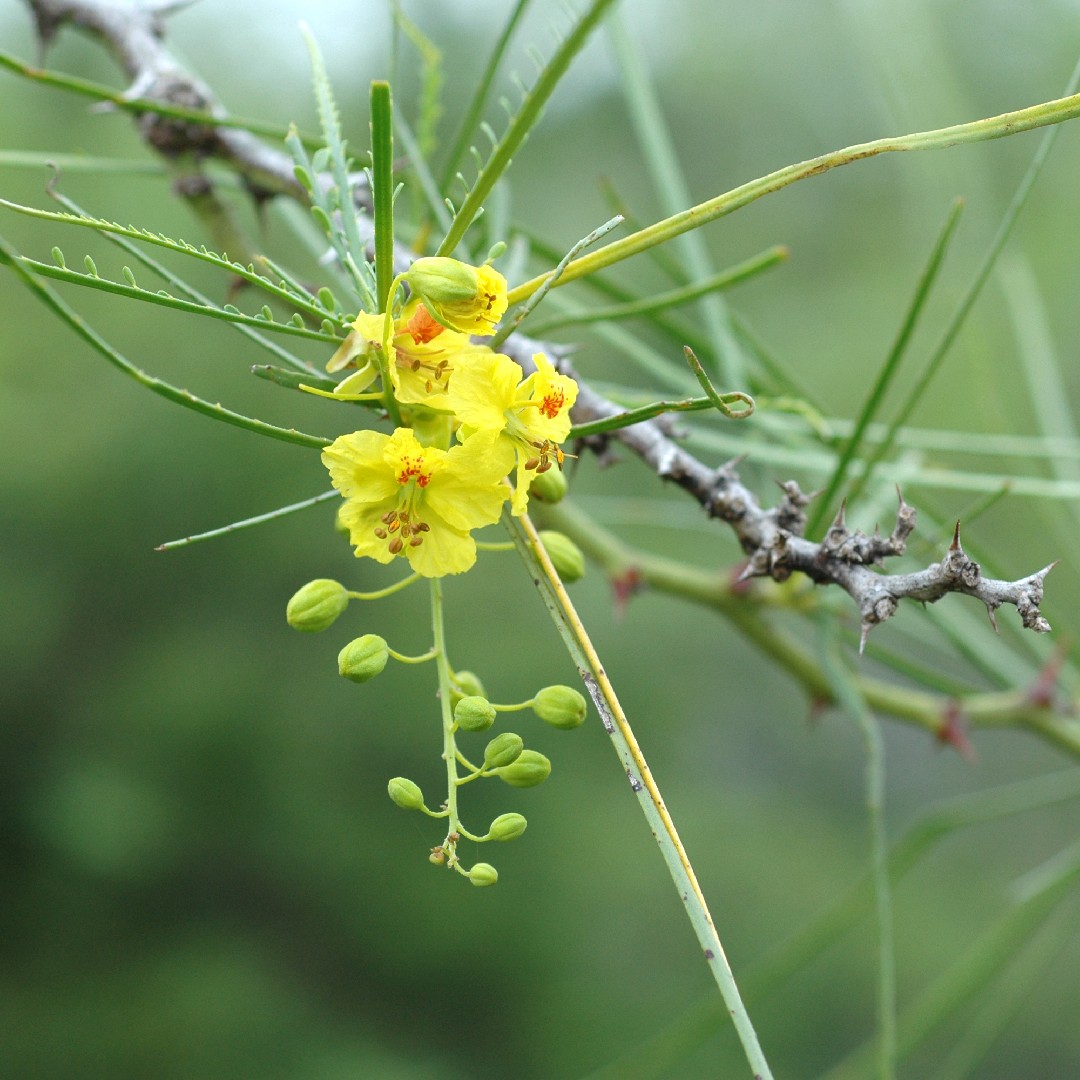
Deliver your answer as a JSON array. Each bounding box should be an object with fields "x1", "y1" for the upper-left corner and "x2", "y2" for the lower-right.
[
  {"x1": 469, "y1": 862, "x2": 499, "y2": 887},
  {"x1": 532, "y1": 685, "x2": 588, "y2": 729},
  {"x1": 406, "y1": 256, "x2": 478, "y2": 303},
  {"x1": 338, "y1": 634, "x2": 389, "y2": 683},
  {"x1": 529, "y1": 466, "x2": 568, "y2": 504},
  {"x1": 387, "y1": 776, "x2": 425, "y2": 811},
  {"x1": 538, "y1": 530, "x2": 585, "y2": 583},
  {"x1": 483, "y1": 732, "x2": 524, "y2": 769},
  {"x1": 450, "y1": 670, "x2": 487, "y2": 707},
  {"x1": 493, "y1": 749, "x2": 552, "y2": 788},
  {"x1": 286, "y1": 578, "x2": 349, "y2": 632},
  {"x1": 455, "y1": 695, "x2": 497, "y2": 732},
  {"x1": 488, "y1": 812, "x2": 528, "y2": 842}
]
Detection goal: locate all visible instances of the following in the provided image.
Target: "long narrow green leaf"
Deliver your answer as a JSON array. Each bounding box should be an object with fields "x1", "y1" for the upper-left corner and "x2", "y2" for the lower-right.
[
  {"x1": 0, "y1": 234, "x2": 330, "y2": 450},
  {"x1": 437, "y1": 0, "x2": 532, "y2": 193},
  {"x1": 508, "y1": 86, "x2": 1080, "y2": 305},
  {"x1": 299, "y1": 25, "x2": 372, "y2": 301},
  {"x1": 0, "y1": 196, "x2": 340, "y2": 323},
  {"x1": 0, "y1": 48, "x2": 320, "y2": 147},
  {"x1": 49, "y1": 191, "x2": 323, "y2": 377},
  {"x1": 848, "y1": 56, "x2": 1080, "y2": 500},
  {"x1": 11, "y1": 255, "x2": 340, "y2": 344},
  {"x1": 525, "y1": 246, "x2": 788, "y2": 336},
  {"x1": 608, "y1": 12, "x2": 745, "y2": 386},
  {"x1": 806, "y1": 197, "x2": 965, "y2": 536},
  {"x1": 436, "y1": 0, "x2": 618, "y2": 256},
  {"x1": 370, "y1": 81, "x2": 396, "y2": 311},
  {"x1": 156, "y1": 490, "x2": 340, "y2": 550}
]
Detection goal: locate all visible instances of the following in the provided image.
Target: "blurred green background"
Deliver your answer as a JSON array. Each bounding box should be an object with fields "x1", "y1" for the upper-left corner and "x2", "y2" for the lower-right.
[{"x1": 3, "y1": 2, "x2": 1080, "y2": 1077}]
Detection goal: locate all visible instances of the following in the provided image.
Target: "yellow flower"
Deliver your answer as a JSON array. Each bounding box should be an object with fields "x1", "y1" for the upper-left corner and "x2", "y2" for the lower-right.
[
  {"x1": 406, "y1": 257, "x2": 508, "y2": 336},
  {"x1": 323, "y1": 303, "x2": 486, "y2": 408},
  {"x1": 446, "y1": 351, "x2": 577, "y2": 515},
  {"x1": 322, "y1": 427, "x2": 513, "y2": 577}
]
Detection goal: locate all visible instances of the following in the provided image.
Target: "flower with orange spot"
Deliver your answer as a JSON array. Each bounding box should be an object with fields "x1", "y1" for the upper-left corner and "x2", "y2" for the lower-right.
[
  {"x1": 322, "y1": 427, "x2": 512, "y2": 577},
  {"x1": 405, "y1": 257, "x2": 508, "y2": 336},
  {"x1": 446, "y1": 350, "x2": 577, "y2": 515}
]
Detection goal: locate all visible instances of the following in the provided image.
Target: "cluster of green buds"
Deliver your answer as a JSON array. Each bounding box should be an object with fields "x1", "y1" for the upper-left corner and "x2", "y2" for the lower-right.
[
  {"x1": 386, "y1": 667, "x2": 588, "y2": 886},
  {"x1": 285, "y1": 577, "x2": 589, "y2": 886}
]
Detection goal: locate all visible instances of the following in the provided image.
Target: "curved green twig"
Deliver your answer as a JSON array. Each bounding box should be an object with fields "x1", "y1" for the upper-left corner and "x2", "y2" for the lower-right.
[
  {"x1": 508, "y1": 89, "x2": 1080, "y2": 304},
  {"x1": 684, "y1": 347, "x2": 754, "y2": 419}
]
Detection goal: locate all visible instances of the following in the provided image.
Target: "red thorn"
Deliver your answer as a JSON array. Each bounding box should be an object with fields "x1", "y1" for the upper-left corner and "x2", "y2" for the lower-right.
[
  {"x1": 610, "y1": 566, "x2": 644, "y2": 618},
  {"x1": 730, "y1": 561, "x2": 755, "y2": 593},
  {"x1": 1027, "y1": 640, "x2": 1069, "y2": 710},
  {"x1": 936, "y1": 703, "x2": 975, "y2": 760}
]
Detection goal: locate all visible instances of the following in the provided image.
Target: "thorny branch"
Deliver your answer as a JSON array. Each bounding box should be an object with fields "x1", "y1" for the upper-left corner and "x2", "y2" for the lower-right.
[{"x1": 14, "y1": 1, "x2": 1057, "y2": 659}]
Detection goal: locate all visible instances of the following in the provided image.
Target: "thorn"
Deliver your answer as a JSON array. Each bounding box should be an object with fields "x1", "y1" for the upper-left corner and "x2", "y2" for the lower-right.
[
  {"x1": 949, "y1": 521, "x2": 962, "y2": 553},
  {"x1": 936, "y1": 703, "x2": 975, "y2": 760},
  {"x1": 1035, "y1": 559, "x2": 1061, "y2": 581},
  {"x1": 984, "y1": 602, "x2": 1000, "y2": 634},
  {"x1": 1027, "y1": 640, "x2": 1068, "y2": 710},
  {"x1": 859, "y1": 620, "x2": 872, "y2": 655},
  {"x1": 831, "y1": 499, "x2": 847, "y2": 531},
  {"x1": 609, "y1": 566, "x2": 643, "y2": 619}
]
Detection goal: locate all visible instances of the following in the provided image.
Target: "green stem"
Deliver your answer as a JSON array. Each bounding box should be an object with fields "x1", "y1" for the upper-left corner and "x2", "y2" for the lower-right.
[
  {"x1": 507, "y1": 90, "x2": 1080, "y2": 304},
  {"x1": 821, "y1": 623, "x2": 897, "y2": 1080},
  {"x1": 430, "y1": 579, "x2": 463, "y2": 861},
  {"x1": 370, "y1": 81, "x2": 396, "y2": 313},
  {"x1": 506, "y1": 510, "x2": 774, "y2": 1080}
]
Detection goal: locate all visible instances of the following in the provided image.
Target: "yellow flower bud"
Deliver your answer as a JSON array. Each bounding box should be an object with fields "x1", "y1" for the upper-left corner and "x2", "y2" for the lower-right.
[
  {"x1": 469, "y1": 862, "x2": 499, "y2": 887},
  {"x1": 538, "y1": 531, "x2": 585, "y2": 583},
  {"x1": 493, "y1": 749, "x2": 551, "y2": 788},
  {"x1": 404, "y1": 257, "x2": 507, "y2": 336},
  {"x1": 532, "y1": 685, "x2": 587, "y2": 729},
  {"x1": 454, "y1": 695, "x2": 497, "y2": 732},
  {"x1": 286, "y1": 578, "x2": 349, "y2": 632},
  {"x1": 387, "y1": 777, "x2": 425, "y2": 810},
  {"x1": 529, "y1": 466, "x2": 568, "y2": 504},
  {"x1": 487, "y1": 812, "x2": 528, "y2": 841},
  {"x1": 406, "y1": 257, "x2": 480, "y2": 303},
  {"x1": 338, "y1": 634, "x2": 389, "y2": 683},
  {"x1": 483, "y1": 732, "x2": 524, "y2": 769}
]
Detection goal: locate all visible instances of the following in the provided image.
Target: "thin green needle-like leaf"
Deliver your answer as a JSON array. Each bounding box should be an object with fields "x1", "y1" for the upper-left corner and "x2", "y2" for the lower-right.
[
  {"x1": 848, "y1": 55, "x2": 1080, "y2": 503},
  {"x1": 48, "y1": 190, "x2": 324, "y2": 377},
  {"x1": 436, "y1": 0, "x2": 618, "y2": 256},
  {"x1": 525, "y1": 246, "x2": 788, "y2": 337},
  {"x1": 394, "y1": 110, "x2": 454, "y2": 236},
  {"x1": 584, "y1": 769, "x2": 1080, "y2": 1080},
  {"x1": 608, "y1": 12, "x2": 745, "y2": 386},
  {"x1": 820, "y1": 843, "x2": 1080, "y2": 1080},
  {"x1": 806, "y1": 197, "x2": 965, "y2": 537},
  {"x1": 508, "y1": 86, "x2": 1080, "y2": 305},
  {"x1": 370, "y1": 81, "x2": 396, "y2": 312},
  {"x1": 491, "y1": 215, "x2": 624, "y2": 349},
  {"x1": 0, "y1": 48, "x2": 320, "y2": 147},
  {"x1": 0, "y1": 196, "x2": 341, "y2": 324},
  {"x1": 0, "y1": 234, "x2": 330, "y2": 450},
  {"x1": 820, "y1": 620, "x2": 897, "y2": 1080},
  {"x1": 300, "y1": 25, "x2": 369, "y2": 287},
  {"x1": 437, "y1": 0, "x2": 531, "y2": 194},
  {"x1": 156, "y1": 490, "x2": 340, "y2": 550},
  {"x1": 11, "y1": 254, "x2": 340, "y2": 344}
]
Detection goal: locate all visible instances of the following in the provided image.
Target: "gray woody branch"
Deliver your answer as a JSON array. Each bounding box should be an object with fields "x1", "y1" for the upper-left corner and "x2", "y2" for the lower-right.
[{"x1": 21, "y1": 0, "x2": 1055, "y2": 643}]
